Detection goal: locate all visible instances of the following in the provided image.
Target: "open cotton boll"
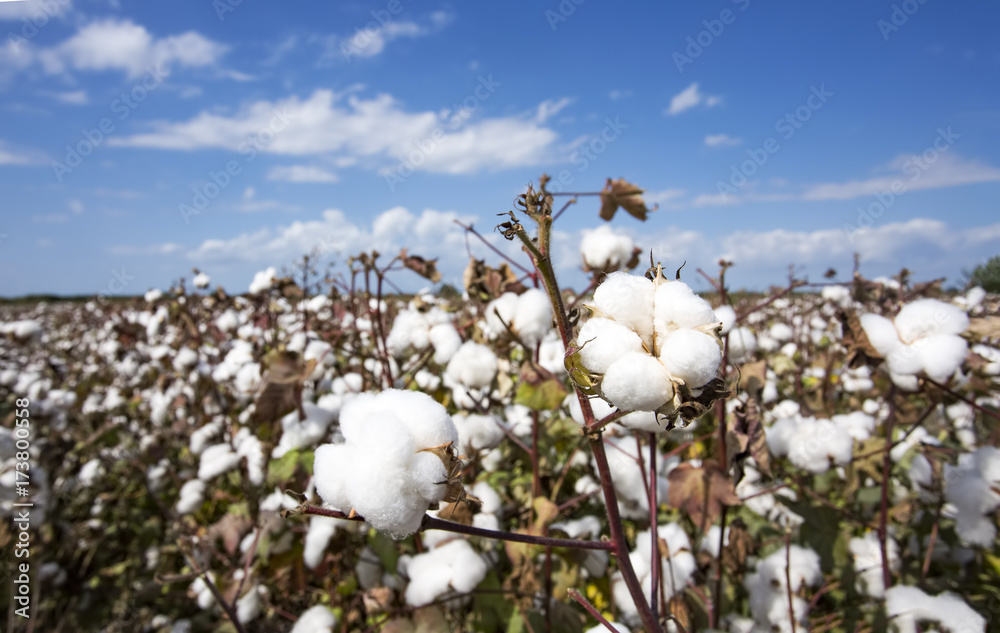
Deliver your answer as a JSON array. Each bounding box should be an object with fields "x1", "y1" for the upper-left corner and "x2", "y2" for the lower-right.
[
  {"x1": 193, "y1": 272, "x2": 211, "y2": 288},
  {"x1": 580, "y1": 224, "x2": 635, "y2": 272},
  {"x1": 290, "y1": 605, "x2": 337, "y2": 633},
  {"x1": 176, "y1": 480, "x2": 206, "y2": 515},
  {"x1": 592, "y1": 272, "x2": 655, "y2": 345},
  {"x1": 235, "y1": 585, "x2": 265, "y2": 624},
  {"x1": 484, "y1": 292, "x2": 520, "y2": 338},
  {"x1": 653, "y1": 281, "x2": 718, "y2": 333},
  {"x1": 859, "y1": 313, "x2": 900, "y2": 357},
  {"x1": 471, "y1": 481, "x2": 502, "y2": 515},
  {"x1": 726, "y1": 327, "x2": 758, "y2": 363},
  {"x1": 386, "y1": 309, "x2": 431, "y2": 355},
  {"x1": 577, "y1": 317, "x2": 645, "y2": 375},
  {"x1": 358, "y1": 390, "x2": 459, "y2": 450},
  {"x1": 249, "y1": 267, "x2": 276, "y2": 294},
  {"x1": 849, "y1": 531, "x2": 898, "y2": 597},
  {"x1": 403, "y1": 539, "x2": 487, "y2": 606},
  {"x1": 198, "y1": 443, "x2": 241, "y2": 481},
  {"x1": 453, "y1": 413, "x2": 505, "y2": 455},
  {"x1": 513, "y1": 288, "x2": 553, "y2": 346},
  {"x1": 916, "y1": 334, "x2": 968, "y2": 382},
  {"x1": 893, "y1": 298, "x2": 969, "y2": 343},
  {"x1": 658, "y1": 328, "x2": 721, "y2": 388},
  {"x1": 885, "y1": 586, "x2": 985, "y2": 633},
  {"x1": 565, "y1": 393, "x2": 616, "y2": 426},
  {"x1": 429, "y1": 323, "x2": 462, "y2": 364},
  {"x1": 584, "y1": 623, "x2": 630, "y2": 633},
  {"x1": 303, "y1": 516, "x2": 339, "y2": 569},
  {"x1": 445, "y1": 341, "x2": 498, "y2": 390},
  {"x1": 713, "y1": 304, "x2": 737, "y2": 335},
  {"x1": 601, "y1": 352, "x2": 674, "y2": 412}
]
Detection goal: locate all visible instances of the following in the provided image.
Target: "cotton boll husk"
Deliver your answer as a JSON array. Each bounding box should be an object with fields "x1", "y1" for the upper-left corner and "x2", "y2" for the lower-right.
[
  {"x1": 601, "y1": 352, "x2": 674, "y2": 412},
  {"x1": 290, "y1": 605, "x2": 337, "y2": 633},
  {"x1": 577, "y1": 318, "x2": 645, "y2": 375},
  {"x1": 916, "y1": 334, "x2": 967, "y2": 382},
  {"x1": 513, "y1": 288, "x2": 553, "y2": 346},
  {"x1": 592, "y1": 272, "x2": 655, "y2": 345},
  {"x1": 654, "y1": 281, "x2": 717, "y2": 334},
  {"x1": 893, "y1": 298, "x2": 969, "y2": 343},
  {"x1": 726, "y1": 327, "x2": 758, "y2": 363},
  {"x1": 658, "y1": 328, "x2": 721, "y2": 388},
  {"x1": 453, "y1": 413, "x2": 504, "y2": 456},
  {"x1": 859, "y1": 313, "x2": 900, "y2": 357},
  {"x1": 445, "y1": 341, "x2": 498, "y2": 389},
  {"x1": 429, "y1": 323, "x2": 462, "y2": 364},
  {"x1": 714, "y1": 304, "x2": 737, "y2": 335}
]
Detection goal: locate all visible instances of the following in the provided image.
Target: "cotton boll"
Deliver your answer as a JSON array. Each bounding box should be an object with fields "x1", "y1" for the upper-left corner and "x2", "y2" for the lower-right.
[
  {"x1": 726, "y1": 327, "x2": 758, "y2": 363},
  {"x1": 403, "y1": 540, "x2": 487, "y2": 606},
  {"x1": 714, "y1": 304, "x2": 737, "y2": 335},
  {"x1": 859, "y1": 313, "x2": 900, "y2": 357},
  {"x1": 445, "y1": 341, "x2": 498, "y2": 390},
  {"x1": 885, "y1": 586, "x2": 985, "y2": 633},
  {"x1": 407, "y1": 451, "x2": 449, "y2": 504},
  {"x1": 658, "y1": 328, "x2": 721, "y2": 388},
  {"x1": 176, "y1": 480, "x2": 206, "y2": 515},
  {"x1": 513, "y1": 288, "x2": 553, "y2": 347},
  {"x1": 290, "y1": 605, "x2": 338, "y2": 633},
  {"x1": 235, "y1": 585, "x2": 264, "y2": 623},
  {"x1": 471, "y1": 481, "x2": 502, "y2": 515},
  {"x1": 453, "y1": 413, "x2": 505, "y2": 455},
  {"x1": 367, "y1": 390, "x2": 459, "y2": 451},
  {"x1": 249, "y1": 267, "x2": 276, "y2": 294},
  {"x1": 601, "y1": 352, "x2": 673, "y2": 412},
  {"x1": 893, "y1": 298, "x2": 969, "y2": 343},
  {"x1": 577, "y1": 317, "x2": 645, "y2": 374},
  {"x1": 618, "y1": 411, "x2": 666, "y2": 433},
  {"x1": 849, "y1": 531, "x2": 898, "y2": 597},
  {"x1": 303, "y1": 516, "x2": 339, "y2": 569},
  {"x1": 429, "y1": 323, "x2": 462, "y2": 364},
  {"x1": 566, "y1": 393, "x2": 616, "y2": 426},
  {"x1": 916, "y1": 334, "x2": 967, "y2": 382},
  {"x1": 484, "y1": 293, "x2": 519, "y2": 339},
  {"x1": 581, "y1": 224, "x2": 635, "y2": 272},
  {"x1": 769, "y1": 322, "x2": 794, "y2": 343},
  {"x1": 654, "y1": 281, "x2": 717, "y2": 334},
  {"x1": 592, "y1": 272, "x2": 655, "y2": 345},
  {"x1": 198, "y1": 443, "x2": 241, "y2": 481},
  {"x1": 313, "y1": 444, "x2": 354, "y2": 512}
]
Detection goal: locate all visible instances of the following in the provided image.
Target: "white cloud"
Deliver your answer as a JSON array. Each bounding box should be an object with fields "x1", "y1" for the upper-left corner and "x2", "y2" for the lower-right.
[
  {"x1": 535, "y1": 97, "x2": 572, "y2": 123},
  {"x1": 111, "y1": 89, "x2": 563, "y2": 175},
  {"x1": 608, "y1": 89, "x2": 632, "y2": 101},
  {"x1": 800, "y1": 152, "x2": 1000, "y2": 201},
  {"x1": 0, "y1": 0, "x2": 72, "y2": 20},
  {"x1": 330, "y1": 12, "x2": 453, "y2": 62},
  {"x1": 704, "y1": 133, "x2": 742, "y2": 147},
  {"x1": 40, "y1": 89, "x2": 88, "y2": 104},
  {"x1": 187, "y1": 207, "x2": 475, "y2": 274},
  {"x1": 37, "y1": 19, "x2": 226, "y2": 78},
  {"x1": 0, "y1": 140, "x2": 46, "y2": 165},
  {"x1": 109, "y1": 242, "x2": 182, "y2": 255},
  {"x1": 665, "y1": 83, "x2": 720, "y2": 116},
  {"x1": 68, "y1": 199, "x2": 84, "y2": 214},
  {"x1": 267, "y1": 165, "x2": 339, "y2": 183},
  {"x1": 645, "y1": 188, "x2": 686, "y2": 208}
]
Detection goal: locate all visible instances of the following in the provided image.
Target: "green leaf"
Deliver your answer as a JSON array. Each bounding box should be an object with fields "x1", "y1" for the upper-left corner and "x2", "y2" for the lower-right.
[
  {"x1": 267, "y1": 449, "x2": 300, "y2": 486},
  {"x1": 369, "y1": 529, "x2": 399, "y2": 572}
]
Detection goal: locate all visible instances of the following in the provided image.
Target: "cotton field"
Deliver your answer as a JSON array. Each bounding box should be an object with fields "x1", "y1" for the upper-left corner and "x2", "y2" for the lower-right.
[{"x1": 1, "y1": 183, "x2": 999, "y2": 633}]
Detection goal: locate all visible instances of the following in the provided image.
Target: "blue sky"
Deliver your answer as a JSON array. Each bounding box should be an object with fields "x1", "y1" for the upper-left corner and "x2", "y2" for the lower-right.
[{"x1": 1, "y1": 0, "x2": 999, "y2": 297}]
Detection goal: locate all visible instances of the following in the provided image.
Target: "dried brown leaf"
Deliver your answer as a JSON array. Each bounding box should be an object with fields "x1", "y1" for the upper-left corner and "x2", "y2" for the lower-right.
[
  {"x1": 599, "y1": 177, "x2": 651, "y2": 222},
  {"x1": 667, "y1": 461, "x2": 742, "y2": 530}
]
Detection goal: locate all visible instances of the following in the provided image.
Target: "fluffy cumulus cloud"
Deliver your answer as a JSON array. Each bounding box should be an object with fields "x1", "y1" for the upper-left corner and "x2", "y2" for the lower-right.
[
  {"x1": 267, "y1": 165, "x2": 339, "y2": 183},
  {"x1": 110, "y1": 88, "x2": 563, "y2": 175},
  {"x1": 36, "y1": 19, "x2": 227, "y2": 78}
]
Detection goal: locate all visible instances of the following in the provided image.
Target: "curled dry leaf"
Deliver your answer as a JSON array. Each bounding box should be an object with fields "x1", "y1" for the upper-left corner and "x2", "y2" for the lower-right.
[
  {"x1": 667, "y1": 460, "x2": 742, "y2": 530},
  {"x1": 599, "y1": 177, "x2": 651, "y2": 222},
  {"x1": 399, "y1": 248, "x2": 442, "y2": 283}
]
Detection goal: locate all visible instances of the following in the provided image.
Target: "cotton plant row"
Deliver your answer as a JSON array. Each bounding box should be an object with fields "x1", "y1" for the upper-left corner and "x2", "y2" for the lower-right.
[{"x1": 2, "y1": 181, "x2": 999, "y2": 632}]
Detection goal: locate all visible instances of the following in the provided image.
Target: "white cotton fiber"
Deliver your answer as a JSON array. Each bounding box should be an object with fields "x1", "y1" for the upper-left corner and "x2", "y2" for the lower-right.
[
  {"x1": 445, "y1": 341, "x2": 498, "y2": 390},
  {"x1": 514, "y1": 288, "x2": 553, "y2": 346},
  {"x1": 886, "y1": 586, "x2": 985, "y2": 632},
  {"x1": 403, "y1": 539, "x2": 487, "y2": 606},
  {"x1": 580, "y1": 225, "x2": 635, "y2": 272},
  {"x1": 471, "y1": 481, "x2": 502, "y2": 515},
  {"x1": 453, "y1": 413, "x2": 505, "y2": 455},
  {"x1": 176, "y1": 480, "x2": 206, "y2": 515},
  {"x1": 601, "y1": 352, "x2": 674, "y2": 412},
  {"x1": 429, "y1": 323, "x2": 462, "y2": 364},
  {"x1": 849, "y1": 531, "x2": 898, "y2": 598},
  {"x1": 727, "y1": 327, "x2": 758, "y2": 363},
  {"x1": 893, "y1": 298, "x2": 969, "y2": 343},
  {"x1": 916, "y1": 334, "x2": 968, "y2": 382},
  {"x1": 290, "y1": 605, "x2": 337, "y2": 633},
  {"x1": 653, "y1": 281, "x2": 717, "y2": 333},
  {"x1": 592, "y1": 272, "x2": 655, "y2": 345},
  {"x1": 198, "y1": 443, "x2": 241, "y2": 481},
  {"x1": 658, "y1": 328, "x2": 721, "y2": 388},
  {"x1": 485, "y1": 292, "x2": 519, "y2": 338},
  {"x1": 248, "y1": 267, "x2": 276, "y2": 294},
  {"x1": 714, "y1": 304, "x2": 737, "y2": 335},
  {"x1": 859, "y1": 313, "x2": 900, "y2": 357},
  {"x1": 577, "y1": 317, "x2": 645, "y2": 375},
  {"x1": 313, "y1": 390, "x2": 461, "y2": 538},
  {"x1": 303, "y1": 516, "x2": 338, "y2": 569}
]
